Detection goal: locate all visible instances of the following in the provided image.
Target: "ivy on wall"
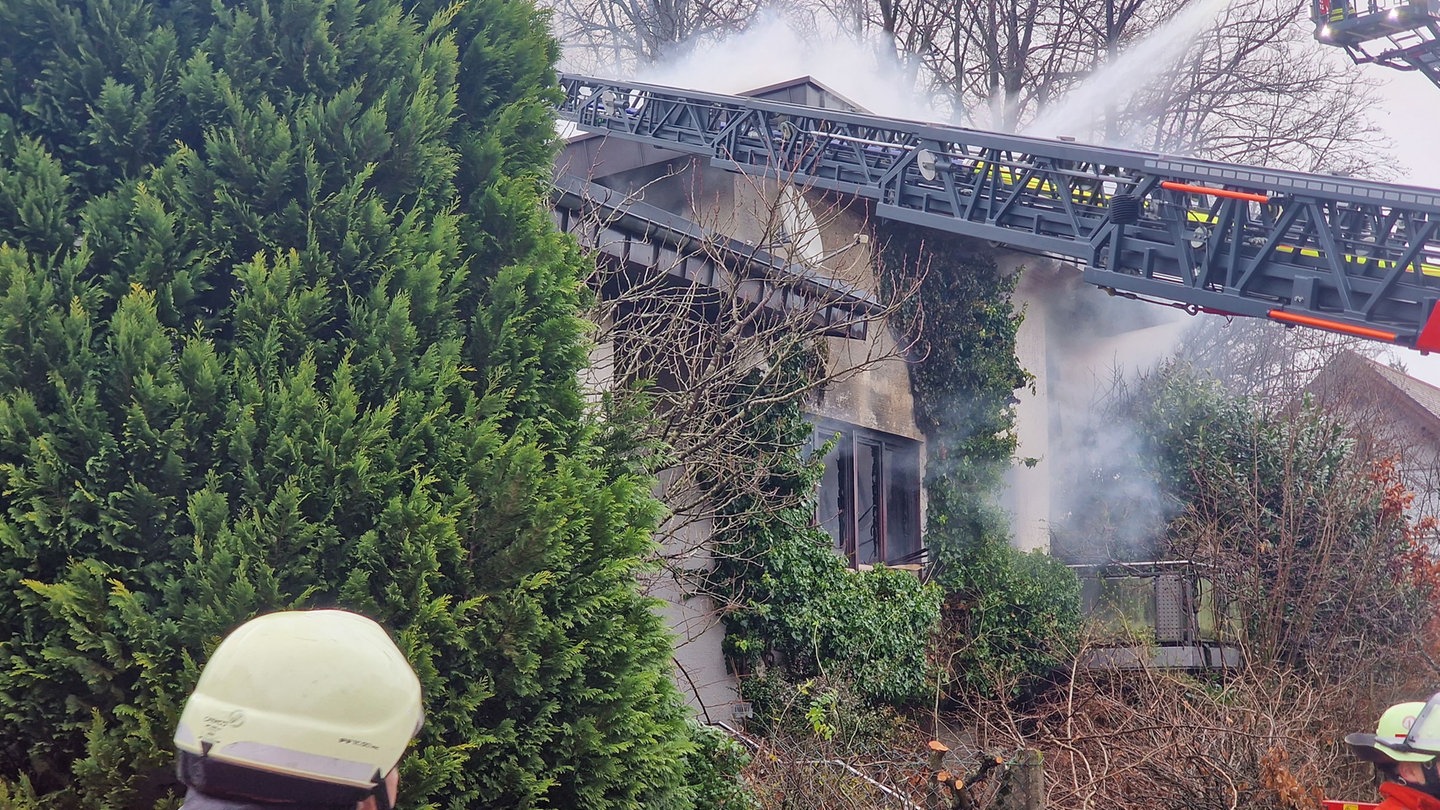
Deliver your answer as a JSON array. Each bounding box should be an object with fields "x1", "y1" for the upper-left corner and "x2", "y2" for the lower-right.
[
  {"x1": 704, "y1": 350, "x2": 941, "y2": 709},
  {"x1": 705, "y1": 222, "x2": 1084, "y2": 716},
  {"x1": 878, "y1": 226, "x2": 1081, "y2": 696}
]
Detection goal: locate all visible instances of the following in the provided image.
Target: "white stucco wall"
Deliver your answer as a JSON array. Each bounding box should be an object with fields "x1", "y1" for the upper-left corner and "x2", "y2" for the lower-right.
[{"x1": 1004, "y1": 254, "x2": 1190, "y2": 557}]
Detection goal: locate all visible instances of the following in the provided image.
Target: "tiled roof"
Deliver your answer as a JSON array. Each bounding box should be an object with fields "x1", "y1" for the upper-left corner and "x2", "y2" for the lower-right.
[
  {"x1": 1367, "y1": 355, "x2": 1440, "y2": 419},
  {"x1": 1318, "y1": 350, "x2": 1440, "y2": 432}
]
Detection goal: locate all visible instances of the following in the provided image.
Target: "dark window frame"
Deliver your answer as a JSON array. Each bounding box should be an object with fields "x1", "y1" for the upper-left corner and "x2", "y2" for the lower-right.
[{"x1": 809, "y1": 418, "x2": 922, "y2": 567}]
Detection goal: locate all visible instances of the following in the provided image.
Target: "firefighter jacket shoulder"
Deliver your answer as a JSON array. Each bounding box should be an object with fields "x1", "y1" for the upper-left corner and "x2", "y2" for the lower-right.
[{"x1": 1378, "y1": 781, "x2": 1440, "y2": 810}]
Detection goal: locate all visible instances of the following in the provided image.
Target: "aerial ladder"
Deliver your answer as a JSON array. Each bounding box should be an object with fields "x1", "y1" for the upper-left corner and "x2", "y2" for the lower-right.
[
  {"x1": 556, "y1": 74, "x2": 1440, "y2": 351},
  {"x1": 1311, "y1": 0, "x2": 1440, "y2": 87}
]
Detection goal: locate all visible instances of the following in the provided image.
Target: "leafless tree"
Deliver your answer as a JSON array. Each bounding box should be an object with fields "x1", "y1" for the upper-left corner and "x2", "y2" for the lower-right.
[
  {"x1": 1170, "y1": 317, "x2": 1383, "y2": 410},
  {"x1": 1168, "y1": 433, "x2": 1428, "y2": 668},
  {"x1": 572, "y1": 168, "x2": 918, "y2": 536},
  {"x1": 937, "y1": 622, "x2": 1440, "y2": 810},
  {"x1": 1172, "y1": 317, "x2": 1440, "y2": 526},
  {"x1": 545, "y1": 0, "x2": 772, "y2": 73},
  {"x1": 1299, "y1": 350, "x2": 1440, "y2": 527},
  {"x1": 548, "y1": 0, "x2": 1394, "y2": 188},
  {"x1": 1001, "y1": 348, "x2": 1440, "y2": 808},
  {"x1": 1127, "y1": 0, "x2": 1387, "y2": 174},
  {"x1": 835, "y1": 0, "x2": 1389, "y2": 172},
  {"x1": 722, "y1": 677, "x2": 1044, "y2": 810},
  {"x1": 929, "y1": 0, "x2": 1156, "y2": 131}
]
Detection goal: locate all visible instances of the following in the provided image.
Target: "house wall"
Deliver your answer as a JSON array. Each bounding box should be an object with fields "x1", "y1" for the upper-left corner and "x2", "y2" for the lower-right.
[
  {"x1": 1306, "y1": 357, "x2": 1440, "y2": 529},
  {"x1": 569, "y1": 148, "x2": 930, "y2": 719},
  {"x1": 586, "y1": 322, "x2": 746, "y2": 721},
  {"x1": 1376, "y1": 421, "x2": 1440, "y2": 523},
  {"x1": 1007, "y1": 253, "x2": 1053, "y2": 554},
  {"x1": 1006, "y1": 254, "x2": 1191, "y2": 559},
  {"x1": 800, "y1": 208, "x2": 923, "y2": 444},
  {"x1": 643, "y1": 510, "x2": 741, "y2": 723},
  {"x1": 646, "y1": 158, "x2": 925, "y2": 443}
]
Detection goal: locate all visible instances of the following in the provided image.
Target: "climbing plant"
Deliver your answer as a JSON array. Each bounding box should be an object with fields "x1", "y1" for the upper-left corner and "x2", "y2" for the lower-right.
[
  {"x1": 878, "y1": 226, "x2": 1081, "y2": 697},
  {"x1": 703, "y1": 348, "x2": 941, "y2": 709}
]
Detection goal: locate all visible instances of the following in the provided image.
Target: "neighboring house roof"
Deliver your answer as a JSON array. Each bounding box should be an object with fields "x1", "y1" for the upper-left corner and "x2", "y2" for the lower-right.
[
  {"x1": 1368, "y1": 357, "x2": 1440, "y2": 425},
  {"x1": 1306, "y1": 349, "x2": 1440, "y2": 443},
  {"x1": 1306, "y1": 351, "x2": 1440, "y2": 530}
]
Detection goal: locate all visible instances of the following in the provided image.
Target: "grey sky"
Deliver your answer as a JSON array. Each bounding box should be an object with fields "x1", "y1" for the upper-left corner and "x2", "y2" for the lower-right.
[{"x1": 1376, "y1": 70, "x2": 1440, "y2": 189}]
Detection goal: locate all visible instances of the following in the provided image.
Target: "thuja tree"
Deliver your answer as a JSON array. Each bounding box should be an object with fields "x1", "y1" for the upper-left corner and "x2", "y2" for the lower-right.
[
  {"x1": 878, "y1": 227, "x2": 1080, "y2": 697},
  {"x1": 0, "y1": 1, "x2": 692, "y2": 808}
]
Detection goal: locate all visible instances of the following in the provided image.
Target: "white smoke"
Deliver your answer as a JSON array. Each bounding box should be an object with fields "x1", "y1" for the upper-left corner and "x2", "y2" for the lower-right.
[
  {"x1": 554, "y1": 2, "x2": 1228, "y2": 562},
  {"x1": 633, "y1": 10, "x2": 949, "y2": 124},
  {"x1": 1009, "y1": 261, "x2": 1192, "y2": 561},
  {"x1": 1023, "y1": 0, "x2": 1233, "y2": 145}
]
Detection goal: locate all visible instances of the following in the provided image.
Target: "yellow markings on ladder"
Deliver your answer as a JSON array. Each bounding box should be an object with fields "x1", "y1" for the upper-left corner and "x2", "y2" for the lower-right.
[{"x1": 953, "y1": 161, "x2": 1440, "y2": 277}]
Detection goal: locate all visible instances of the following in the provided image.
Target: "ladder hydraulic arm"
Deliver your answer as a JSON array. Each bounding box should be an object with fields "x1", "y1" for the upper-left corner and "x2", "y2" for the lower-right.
[{"x1": 556, "y1": 74, "x2": 1440, "y2": 351}]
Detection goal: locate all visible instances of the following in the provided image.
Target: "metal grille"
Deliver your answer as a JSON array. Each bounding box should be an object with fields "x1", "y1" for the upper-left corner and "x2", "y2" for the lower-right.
[{"x1": 1154, "y1": 574, "x2": 1187, "y2": 644}]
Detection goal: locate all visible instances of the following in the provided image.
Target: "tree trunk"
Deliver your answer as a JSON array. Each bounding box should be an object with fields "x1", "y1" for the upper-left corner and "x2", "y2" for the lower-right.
[{"x1": 995, "y1": 749, "x2": 1044, "y2": 810}]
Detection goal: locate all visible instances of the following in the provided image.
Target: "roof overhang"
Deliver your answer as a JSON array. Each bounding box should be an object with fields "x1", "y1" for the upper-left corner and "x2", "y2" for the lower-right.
[{"x1": 551, "y1": 173, "x2": 882, "y2": 339}]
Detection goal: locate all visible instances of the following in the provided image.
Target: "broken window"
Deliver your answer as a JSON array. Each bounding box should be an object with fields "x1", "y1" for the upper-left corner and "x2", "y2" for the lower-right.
[{"x1": 810, "y1": 419, "x2": 922, "y2": 567}]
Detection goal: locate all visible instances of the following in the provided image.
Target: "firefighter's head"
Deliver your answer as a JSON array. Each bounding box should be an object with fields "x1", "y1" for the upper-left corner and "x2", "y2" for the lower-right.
[
  {"x1": 174, "y1": 610, "x2": 424, "y2": 810},
  {"x1": 1346, "y1": 699, "x2": 1440, "y2": 792}
]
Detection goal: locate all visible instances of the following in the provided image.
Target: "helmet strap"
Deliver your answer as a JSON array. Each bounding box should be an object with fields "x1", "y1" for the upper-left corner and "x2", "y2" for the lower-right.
[
  {"x1": 1420, "y1": 759, "x2": 1440, "y2": 798},
  {"x1": 370, "y1": 781, "x2": 394, "y2": 810}
]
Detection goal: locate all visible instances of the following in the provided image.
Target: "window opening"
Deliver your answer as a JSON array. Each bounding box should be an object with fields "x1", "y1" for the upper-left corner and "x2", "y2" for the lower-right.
[{"x1": 810, "y1": 419, "x2": 922, "y2": 566}]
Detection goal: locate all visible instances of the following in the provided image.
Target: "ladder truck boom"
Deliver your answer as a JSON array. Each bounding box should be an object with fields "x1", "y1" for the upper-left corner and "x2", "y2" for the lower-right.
[{"x1": 557, "y1": 74, "x2": 1440, "y2": 351}]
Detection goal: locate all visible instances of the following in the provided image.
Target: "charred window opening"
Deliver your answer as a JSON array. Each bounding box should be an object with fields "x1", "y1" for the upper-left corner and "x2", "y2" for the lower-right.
[{"x1": 811, "y1": 419, "x2": 922, "y2": 567}]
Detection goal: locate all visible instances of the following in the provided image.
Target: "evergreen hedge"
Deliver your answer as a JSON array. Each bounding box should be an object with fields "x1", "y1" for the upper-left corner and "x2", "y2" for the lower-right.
[{"x1": 0, "y1": 1, "x2": 691, "y2": 807}]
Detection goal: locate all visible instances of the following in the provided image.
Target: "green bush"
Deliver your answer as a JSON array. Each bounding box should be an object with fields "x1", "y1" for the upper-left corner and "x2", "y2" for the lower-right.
[
  {"x1": 938, "y1": 541, "x2": 1081, "y2": 695},
  {"x1": 739, "y1": 673, "x2": 905, "y2": 747},
  {"x1": 722, "y1": 525, "x2": 942, "y2": 705},
  {"x1": 684, "y1": 722, "x2": 759, "y2": 810},
  {"x1": 1126, "y1": 364, "x2": 1430, "y2": 667},
  {"x1": 705, "y1": 354, "x2": 941, "y2": 709}
]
